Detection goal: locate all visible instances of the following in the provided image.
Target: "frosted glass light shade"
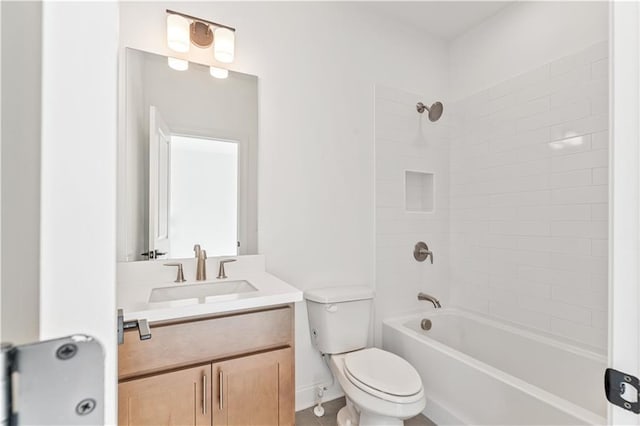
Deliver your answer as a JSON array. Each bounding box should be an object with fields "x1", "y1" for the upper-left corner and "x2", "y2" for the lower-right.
[
  {"x1": 210, "y1": 66, "x2": 229, "y2": 79},
  {"x1": 167, "y1": 57, "x2": 189, "y2": 71},
  {"x1": 214, "y1": 27, "x2": 235, "y2": 63},
  {"x1": 167, "y1": 14, "x2": 190, "y2": 53}
]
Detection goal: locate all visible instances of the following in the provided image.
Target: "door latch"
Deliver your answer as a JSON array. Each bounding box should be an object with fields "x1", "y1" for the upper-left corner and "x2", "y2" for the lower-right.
[
  {"x1": 117, "y1": 309, "x2": 152, "y2": 344},
  {"x1": 1, "y1": 335, "x2": 104, "y2": 425},
  {"x1": 605, "y1": 368, "x2": 640, "y2": 414},
  {"x1": 140, "y1": 249, "x2": 167, "y2": 259}
]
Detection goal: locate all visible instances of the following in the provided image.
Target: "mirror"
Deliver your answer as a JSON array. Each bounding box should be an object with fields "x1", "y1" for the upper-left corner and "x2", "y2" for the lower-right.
[{"x1": 118, "y1": 48, "x2": 258, "y2": 262}]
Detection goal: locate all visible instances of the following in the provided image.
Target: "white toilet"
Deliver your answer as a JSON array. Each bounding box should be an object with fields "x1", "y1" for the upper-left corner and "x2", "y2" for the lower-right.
[{"x1": 305, "y1": 286, "x2": 426, "y2": 426}]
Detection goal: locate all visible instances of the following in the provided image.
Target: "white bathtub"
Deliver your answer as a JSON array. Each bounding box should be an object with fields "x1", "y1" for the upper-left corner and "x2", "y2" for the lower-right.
[{"x1": 383, "y1": 309, "x2": 607, "y2": 425}]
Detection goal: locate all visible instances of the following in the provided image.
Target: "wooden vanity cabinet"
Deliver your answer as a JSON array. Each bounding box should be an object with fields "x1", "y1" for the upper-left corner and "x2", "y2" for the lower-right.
[
  {"x1": 118, "y1": 305, "x2": 295, "y2": 426},
  {"x1": 118, "y1": 364, "x2": 211, "y2": 426}
]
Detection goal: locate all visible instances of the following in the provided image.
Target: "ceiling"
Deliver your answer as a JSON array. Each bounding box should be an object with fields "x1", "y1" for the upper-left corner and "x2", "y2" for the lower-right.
[{"x1": 366, "y1": 1, "x2": 514, "y2": 40}]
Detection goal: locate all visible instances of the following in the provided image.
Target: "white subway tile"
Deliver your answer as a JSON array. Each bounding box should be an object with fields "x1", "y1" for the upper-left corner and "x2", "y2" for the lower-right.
[
  {"x1": 488, "y1": 285, "x2": 518, "y2": 304},
  {"x1": 489, "y1": 247, "x2": 551, "y2": 267},
  {"x1": 549, "y1": 253, "x2": 607, "y2": 275},
  {"x1": 489, "y1": 128, "x2": 549, "y2": 153},
  {"x1": 490, "y1": 65, "x2": 549, "y2": 99},
  {"x1": 591, "y1": 58, "x2": 608, "y2": 81},
  {"x1": 490, "y1": 190, "x2": 551, "y2": 207},
  {"x1": 550, "y1": 318, "x2": 606, "y2": 349},
  {"x1": 552, "y1": 185, "x2": 608, "y2": 204},
  {"x1": 517, "y1": 236, "x2": 591, "y2": 256},
  {"x1": 483, "y1": 234, "x2": 519, "y2": 249},
  {"x1": 591, "y1": 203, "x2": 608, "y2": 221},
  {"x1": 549, "y1": 134, "x2": 592, "y2": 157},
  {"x1": 489, "y1": 301, "x2": 551, "y2": 331},
  {"x1": 551, "y1": 149, "x2": 608, "y2": 173},
  {"x1": 591, "y1": 130, "x2": 609, "y2": 150},
  {"x1": 592, "y1": 167, "x2": 608, "y2": 185},
  {"x1": 376, "y1": 180, "x2": 403, "y2": 208},
  {"x1": 549, "y1": 79, "x2": 608, "y2": 109},
  {"x1": 552, "y1": 285, "x2": 607, "y2": 311},
  {"x1": 440, "y1": 46, "x2": 608, "y2": 349},
  {"x1": 591, "y1": 94, "x2": 609, "y2": 116},
  {"x1": 518, "y1": 295, "x2": 591, "y2": 325},
  {"x1": 517, "y1": 266, "x2": 556, "y2": 284},
  {"x1": 592, "y1": 239, "x2": 608, "y2": 257},
  {"x1": 550, "y1": 169, "x2": 592, "y2": 189},
  {"x1": 590, "y1": 273, "x2": 608, "y2": 290},
  {"x1": 490, "y1": 221, "x2": 550, "y2": 236},
  {"x1": 517, "y1": 280, "x2": 552, "y2": 299},
  {"x1": 591, "y1": 309, "x2": 607, "y2": 330},
  {"x1": 549, "y1": 114, "x2": 608, "y2": 141},
  {"x1": 550, "y1": 221, "x2": 608, "y2": 239},
  {"x1": 517, "y1": 204, "x2": 591, "y2": 221},
  {"x1": 582, "y1": 40, "x2": 609, "y2": 64}
]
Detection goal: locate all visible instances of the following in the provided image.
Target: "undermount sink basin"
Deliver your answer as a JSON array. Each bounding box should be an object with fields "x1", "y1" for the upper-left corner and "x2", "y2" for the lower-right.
[{"x1": 148, "y1": 280, "x2": 258, "y2": 306}]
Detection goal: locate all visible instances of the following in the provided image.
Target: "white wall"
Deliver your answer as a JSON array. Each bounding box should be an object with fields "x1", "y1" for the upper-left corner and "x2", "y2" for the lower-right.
[
  {"x1": 449, "y1": 1, "x2": 609, "y2": 100},
  {"x1": 119, "y1": 1, "x2": 447, "y2": 409},
  {"x1": 0, "y1": 1, "x2": 41, "y2": 345},
  {"x1": 448, "y1": 2, "x2": 609, "y2": 350},
  {"x1": 40, "y1": 2, "x2": 118, "y2": 424}
]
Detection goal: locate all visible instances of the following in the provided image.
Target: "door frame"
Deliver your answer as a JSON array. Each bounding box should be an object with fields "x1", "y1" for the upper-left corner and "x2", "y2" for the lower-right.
[{"x1": 608, "y1": 1, "x2": 640, "y2": 424}]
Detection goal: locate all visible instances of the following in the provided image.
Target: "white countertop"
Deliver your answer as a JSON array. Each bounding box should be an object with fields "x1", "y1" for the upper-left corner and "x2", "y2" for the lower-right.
[{"x1": 117, "y1": 255, "x2": 303, "y2": 322}]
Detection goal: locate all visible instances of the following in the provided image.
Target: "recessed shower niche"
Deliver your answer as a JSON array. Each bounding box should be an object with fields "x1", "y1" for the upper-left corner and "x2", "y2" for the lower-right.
[{"x1": 405, "y1": 171, "x2": 434, "y2": 213}]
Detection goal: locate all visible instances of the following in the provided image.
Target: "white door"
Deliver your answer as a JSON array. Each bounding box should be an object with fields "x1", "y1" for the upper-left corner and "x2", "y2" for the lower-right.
[
  {"x1": 608, "y1": 2, "x2": 640, "y2": 424},
  {"x1": 148, "y1": 106, "x2": 171, "y2": 259}
]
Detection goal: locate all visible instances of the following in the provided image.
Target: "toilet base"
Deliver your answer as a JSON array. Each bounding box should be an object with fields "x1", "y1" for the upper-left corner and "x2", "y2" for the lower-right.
[
  {"x1": 337, "y1": 406, "x2": 358, "y2": 426},
  {"x1": 336, "y1": 401, "x2": 405, "y2": 426}
]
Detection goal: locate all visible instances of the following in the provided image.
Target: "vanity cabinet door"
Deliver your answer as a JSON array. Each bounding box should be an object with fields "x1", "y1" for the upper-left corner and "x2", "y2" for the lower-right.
[
  {"x1": 119, "y1": 364, "x2": 212, "y2": 426},
  {"x1": 213, "y1": 348, "x2": 294, "y2": 426}
]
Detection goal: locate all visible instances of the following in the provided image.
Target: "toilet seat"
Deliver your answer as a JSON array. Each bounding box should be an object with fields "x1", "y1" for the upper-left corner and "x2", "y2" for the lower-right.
[{"x1": 343, "y1": 348, "x2": 423, "y2": 404}]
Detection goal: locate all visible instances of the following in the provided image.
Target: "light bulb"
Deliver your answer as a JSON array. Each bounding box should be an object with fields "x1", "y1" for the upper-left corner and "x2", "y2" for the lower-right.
[
  {"x1": 167, "y1": 57, "x2": 189, "y2": 71},
  {"x1": 210, "y1": 66, "x2": 229, "y2": 79},
  {"x1": 167, "y1": 14, "x2": 190, "y2": 53},
  {"x1": 214, "y1": 27, "x2": 235, "y2": 63}
]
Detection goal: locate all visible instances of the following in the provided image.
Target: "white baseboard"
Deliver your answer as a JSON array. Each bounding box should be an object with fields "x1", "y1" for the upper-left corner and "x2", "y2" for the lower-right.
[{"x1": 295, "y1": 382, "x2": 344, "y2": 412}]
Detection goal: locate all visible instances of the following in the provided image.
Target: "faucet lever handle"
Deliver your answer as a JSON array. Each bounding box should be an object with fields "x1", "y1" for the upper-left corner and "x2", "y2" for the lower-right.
[
  {"x1": 164, "y1": 263, "x2": 186, "y2": 283},
  {"x1": 217, "y1": 259, "x2": 237, "y2": 279}
]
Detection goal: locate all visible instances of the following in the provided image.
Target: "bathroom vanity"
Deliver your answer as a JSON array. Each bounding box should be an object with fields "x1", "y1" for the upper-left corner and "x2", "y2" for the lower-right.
[
  {"x1": 115, "y1": 46, "x2": 299, "y2": 424},
  {"x1": 117, "y1": 255, "x2": 301, "y2": 425}
]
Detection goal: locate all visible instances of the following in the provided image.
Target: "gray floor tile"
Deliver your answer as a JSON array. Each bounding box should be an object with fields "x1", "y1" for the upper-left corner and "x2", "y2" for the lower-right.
[{"x1": 295, "y1": 397, "x2": 435, "y2": 426}]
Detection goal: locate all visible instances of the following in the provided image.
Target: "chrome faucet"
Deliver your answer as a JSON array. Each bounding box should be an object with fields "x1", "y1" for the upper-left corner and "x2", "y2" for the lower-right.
[
  {"x1": 194, "y1": 244, "x2": 207, "y2": 281},
  {"x1": 217, "y1": 259, "x2": 236, "y2": 279},
  {"x1": 418, "y1": 292, "x2": 441, "y2": 308}
]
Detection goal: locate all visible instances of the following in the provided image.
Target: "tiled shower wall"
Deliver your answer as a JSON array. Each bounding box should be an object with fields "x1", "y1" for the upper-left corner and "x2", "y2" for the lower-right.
[
  {"x1": 374, "y1": 85, "x2": 450, "y2": 344},
  {"x1": 449, "y1": 41, "x2": 609, "y2": 350}
]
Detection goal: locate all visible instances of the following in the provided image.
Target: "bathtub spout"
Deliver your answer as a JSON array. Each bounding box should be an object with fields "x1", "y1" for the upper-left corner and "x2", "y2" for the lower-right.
[{"x1": 418, "y1": 292, "x2": 441, "y2": 308}]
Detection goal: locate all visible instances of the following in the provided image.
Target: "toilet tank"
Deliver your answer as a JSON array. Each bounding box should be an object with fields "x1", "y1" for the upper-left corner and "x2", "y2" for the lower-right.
[{"x1": 304, "y1": 286, "x2": 374, "y2": 354}]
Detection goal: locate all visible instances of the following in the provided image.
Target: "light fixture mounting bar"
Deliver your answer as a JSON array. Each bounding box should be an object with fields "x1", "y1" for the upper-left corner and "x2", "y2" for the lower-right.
[{"x1": 166, "y1": 9, "x2": 236, "y2": 32}]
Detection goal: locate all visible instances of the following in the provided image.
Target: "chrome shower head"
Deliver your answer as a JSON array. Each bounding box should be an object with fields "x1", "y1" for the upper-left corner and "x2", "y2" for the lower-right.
[{"x1": 416, "y1": 101, "x2": 444, "y2": 122}]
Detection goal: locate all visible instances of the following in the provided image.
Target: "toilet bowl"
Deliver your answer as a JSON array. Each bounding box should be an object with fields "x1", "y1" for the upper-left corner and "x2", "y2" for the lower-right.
[{"x1": 330, "y1": 348, "x2": 426, "y2": 426}]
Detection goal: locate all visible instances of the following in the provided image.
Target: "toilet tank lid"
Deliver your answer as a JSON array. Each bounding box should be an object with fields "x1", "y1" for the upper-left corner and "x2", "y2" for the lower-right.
[{"x1": 304, "y1": 286, "x2": 374, "y2": 303}]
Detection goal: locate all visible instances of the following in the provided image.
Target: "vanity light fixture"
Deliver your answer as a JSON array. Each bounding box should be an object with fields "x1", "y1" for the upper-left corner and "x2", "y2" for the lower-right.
[
  {"x1": 167, "y1": 57, "x2": 189, "y2": 71},
  {"x1": 166, "y1": 9, "x2": 236, "y2": 63},
  {"x1": 209, "y1": 66, "x2": 229, "y2": 79},
  {"x1": 166, "y1": 13, "x2": 190, "y2": 53}
]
